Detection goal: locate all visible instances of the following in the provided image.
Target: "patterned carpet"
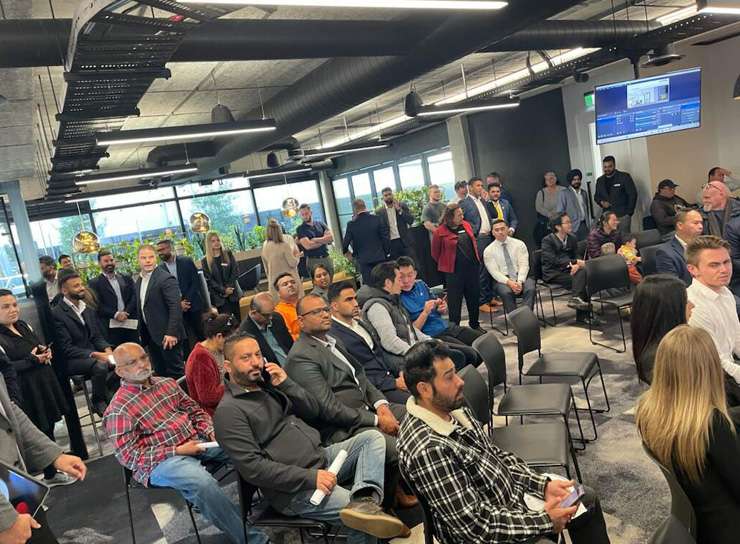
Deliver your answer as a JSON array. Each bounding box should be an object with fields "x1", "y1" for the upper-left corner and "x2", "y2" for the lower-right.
[{"x1": 45, "y1": 298, "x2": 669, "y2": 543}]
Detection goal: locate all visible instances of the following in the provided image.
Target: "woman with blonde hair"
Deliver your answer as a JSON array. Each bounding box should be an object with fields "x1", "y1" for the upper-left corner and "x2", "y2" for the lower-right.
[
  {"x1": 636, "y1": 325, "x2": 740, "y2": 544},
  {"x1": 201, "y1": 231, "x2": 240, "y2": 318},
  {"x1": 262, "y1": 219, "x2": 302, "y2": 300}
]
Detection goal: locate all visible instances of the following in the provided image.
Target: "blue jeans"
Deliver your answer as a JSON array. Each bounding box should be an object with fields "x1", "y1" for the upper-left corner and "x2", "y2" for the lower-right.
[
  {"x1": 278, "y1": 430, "x2": 387, "y2": 544},
  {"x1": 149, "y1": 447, "x2": 267, "y2": 544}
]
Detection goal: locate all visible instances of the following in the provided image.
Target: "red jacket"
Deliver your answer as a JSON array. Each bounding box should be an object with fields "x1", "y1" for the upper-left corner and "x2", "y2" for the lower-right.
[
  {"x1": 431, "y1": 221, "x2": 480, "y2": 273},
  {"x1": 185, "y1": 343, "x2": 225, "y2": 416}
]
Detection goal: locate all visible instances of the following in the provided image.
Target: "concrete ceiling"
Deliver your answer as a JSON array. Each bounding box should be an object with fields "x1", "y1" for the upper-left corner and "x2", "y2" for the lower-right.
[{"x1": 0, "y1": 0, "x2": 705, "y2": 200}]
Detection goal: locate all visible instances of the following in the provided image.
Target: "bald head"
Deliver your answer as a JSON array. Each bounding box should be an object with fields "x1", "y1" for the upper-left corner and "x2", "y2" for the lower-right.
[
  {"x1": 113, "y1": 342, "x2": 152, "y2": 383},
  {"x1": 249, "y1": 292, "x2": 276, "y2": 327},
  {"x1": 703, "y1": 181, "x2": 729, "y2": 211}
]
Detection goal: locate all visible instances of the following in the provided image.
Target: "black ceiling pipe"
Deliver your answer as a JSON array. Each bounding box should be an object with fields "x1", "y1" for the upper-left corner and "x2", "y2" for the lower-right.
[
  {"x1": 0, "y1": 17, "x2": 660, "y2": 68},
  {"x1": 147, "y1": 141, "x2": 217, "y2": 167},
  {"x1": 197, "y1": 0, "x2": 583, "y2": 175}
]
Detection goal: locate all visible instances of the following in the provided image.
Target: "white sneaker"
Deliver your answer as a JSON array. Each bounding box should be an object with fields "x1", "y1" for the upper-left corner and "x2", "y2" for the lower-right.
[{"x1": 43, "y1": 472, "x2": 77, "y2": 488}]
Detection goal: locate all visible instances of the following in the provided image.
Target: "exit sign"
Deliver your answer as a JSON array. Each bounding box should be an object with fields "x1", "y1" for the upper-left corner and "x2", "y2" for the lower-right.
[{"x1": 584, "y1": 91, "x2": 595, "y2": 111}]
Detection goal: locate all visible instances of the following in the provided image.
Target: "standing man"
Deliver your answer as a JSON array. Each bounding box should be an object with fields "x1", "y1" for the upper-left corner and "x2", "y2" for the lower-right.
[
  {"x1": 343, "y1": 199, "x2": 390, "y2": 285},
  {"x1": 88, "y1": 249, "x2": 139, "y2": 346},
  {"x1": 421, "y1": 185, "x2": 446, "y2": 235},
  {"x1": 451, "y1": 180, "x2": 468, "y2": 204},
  {"x1": 594, "y1": 156, "x2": 637, "y2": 233},
  {"x1": 484, "y1": 219, "x2": 536, "y2": 314},
  {"x1": 297, "y1": 204, "x2": 334, "y2": 278},
  {"x1": 58, "y1": 254, "x2": 74, "y2": 271},
  {"x1": 136, "y1": 244, "x2": 186, "y2": 379},
  {"x1": 459, "y1": 177, "x2": 495, "y2": 313},
  {"x1": 655, "y1": 209, "x2": 704, "y2": 285},
  {"x1": 30, "y1": 256, "x2": 63, "y2": 343},
  {"x1": 485, "y1": 182, "x2": 518, "y2": 235},
  {"x1": 156, "y1": 239, "x2": 205, "y2": 353},
  {"x1": 650, "y1": 179, "x2": 690, "y2": 236},
  {"x1": 559, "y1": 169, "x2": 591, "y2": 241},
  {"x1": 700, "y1": 181, "x2": 740, "y2": 296},
  {"x1": 485, "y1": 172, "x2": 514, "y2": 207},
  {"x1": 377, "y1": 187, "x2": 414, "y2": 260}
]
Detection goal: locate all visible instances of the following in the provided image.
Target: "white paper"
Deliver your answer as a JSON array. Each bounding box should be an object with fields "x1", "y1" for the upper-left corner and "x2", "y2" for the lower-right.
[
  {"x1": 523, "y1": 473, "x2": 587, "y2": 519},
  {"x1": 109, "y1": 318, "x2": 139, "y2": 330},
  {"x1": 198, "y1": 441, "x2": 220, "y2": 450},
  {"x1": 310, "y1": 449, "x2": 347, "y2": 505}
]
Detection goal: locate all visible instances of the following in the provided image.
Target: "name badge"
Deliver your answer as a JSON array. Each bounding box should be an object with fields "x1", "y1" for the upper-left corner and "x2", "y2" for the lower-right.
[
  {"x1": 613, "y1": 183, "x2": 621, "y2": 188},
  {"x1": 221, "y1": 262, "x2": 229, "y2": 267}
]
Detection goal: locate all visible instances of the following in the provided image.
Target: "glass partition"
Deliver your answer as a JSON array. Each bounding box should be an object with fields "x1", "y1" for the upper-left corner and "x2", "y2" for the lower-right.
[
  {"x1": 93, "y1": 201, "x2": 183, "y2": 245},
  {"x1": 253, "y1": 179, "x2": 325, "y2": 235}
]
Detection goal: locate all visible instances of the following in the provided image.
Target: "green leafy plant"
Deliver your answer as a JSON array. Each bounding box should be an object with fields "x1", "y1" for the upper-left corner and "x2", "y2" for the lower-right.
[
  {"x1": 330, "y1": 248, "x2": 357, "y2": 278},
  {"x1": 245, "y1": 226, "x2": 267, "y2": 250},
  {"x1": 389, "y1": 186, "x2": 430, "y2": 226}
]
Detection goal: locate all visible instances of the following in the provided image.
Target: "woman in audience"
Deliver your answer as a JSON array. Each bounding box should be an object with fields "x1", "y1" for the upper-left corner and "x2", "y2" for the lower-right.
[
  {"x1": 0, "y1": 289, "x2": 71, "y2": 485},
  {"x1": 636, "y1": 325, "x2": 740, "y2": 544},
  {"x1": 310, "y1": 263, "x2": 332, "y2": 301},
  {"x1": 534, "y1": 170, "x2": 565, "y2": 247},
  {"x1": 201, "y1": 231, "x2": 240, "y2": 318},
  {"x1": 586, "y1": 211, "x2": 624, "y2": 258},
  {"x1": 630, "y1": 274, "x2": 687, "y2": 384},
  {"x1": 262, "y1": 218, "x2": 302, "y2": 300},
  {"x1": 184, "y1": 313, "x2": 237, "y2": 416},
  {"x1": 431, "y1": 203, "x2": 482, "y2": 331}
]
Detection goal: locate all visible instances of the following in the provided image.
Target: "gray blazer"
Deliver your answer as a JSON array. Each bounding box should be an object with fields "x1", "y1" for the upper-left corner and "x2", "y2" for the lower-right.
[
  {"x1": 285, "y1": 333, "x2": 387, "y2": 443},
  {"x1": 0, "y1": 376, "x2": 63, "y2": 531},
  {"x1": 558, "y1": 186, "x2": 592, "y2": 234}
]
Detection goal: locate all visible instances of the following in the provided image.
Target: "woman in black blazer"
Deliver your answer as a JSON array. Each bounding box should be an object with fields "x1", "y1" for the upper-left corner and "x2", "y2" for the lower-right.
[
  {"x1": 201, "y1": 231, "x2": 240, "y2": 318},
  {"x1": 637, "y1": 325, "x2": 740, "y2": 544}
]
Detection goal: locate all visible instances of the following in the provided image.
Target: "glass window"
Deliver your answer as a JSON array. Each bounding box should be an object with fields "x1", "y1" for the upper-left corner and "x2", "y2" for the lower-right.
[
  {"x1": 372, "y1": 166, "x2": 396, "y2": 196},
  {"x1": 427, "y1": 151, "x2": 455, "y2": 201},
  {"x1": 89, "y1": 187, "x2": 176, "y2": 210},
  {"x1": 253, "y1": 180, "x2": 325, "y2": 235},
  {"x1": 333, "y1": 178, "x2": 353, "y2": 236},
  {"x1": 0, "y1": 219, "x2": 26, "y2": 297},
  {"x1": 30, "y1": 215, "x2": 93, "y2": 259},
  {"x1": 350, "y1": 173, "x2": 373, "y2": 211},
  {"x1": 93, "y1": 201, "x2": 183, "y2": 246},
  {"x1": 398, "y1": 158, "x2": 425, "y2": 190},
  {"x1": 175, "y1": 175, "x2": 251, "y2": 198}
]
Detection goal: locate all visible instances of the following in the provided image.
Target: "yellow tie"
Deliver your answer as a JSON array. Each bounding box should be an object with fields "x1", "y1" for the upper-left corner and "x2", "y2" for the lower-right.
[{"x1": 495, "y1": 202, "x2": 503, "y2": 220}]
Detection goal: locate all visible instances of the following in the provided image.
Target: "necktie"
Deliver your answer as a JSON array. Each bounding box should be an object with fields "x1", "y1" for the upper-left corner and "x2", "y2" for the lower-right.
[
  {"x1": 494, "y1": 201, "x2": 503, "y2": 220},
  {"x1": 501, "y1": 242, "x2": 516, "y2": 280}
]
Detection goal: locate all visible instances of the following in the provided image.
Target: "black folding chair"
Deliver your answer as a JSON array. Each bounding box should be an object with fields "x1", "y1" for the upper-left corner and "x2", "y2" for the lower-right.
[
  {"x1": 634, "y1": 229, "x2": 662, "y2": 249},
  {"x1": 531, "y1": 250, "x2": 570, "y2": 327},
  {"x1": 509, "y1": 306, "x2": 610, "y2": 443},
  {"x1": 640, "y1": 245, "x2": 660, "y2": 277},
  {"x1": 585, "y1": 254, "x2": 634, "y2": 353}
]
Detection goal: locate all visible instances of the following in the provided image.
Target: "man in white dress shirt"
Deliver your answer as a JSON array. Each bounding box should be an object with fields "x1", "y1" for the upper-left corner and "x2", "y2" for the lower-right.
[
  {"x1": 686, "y1": 235, "x2": 740, "y2": 405},
  {"x1": 483, "y1": 220, "x2": 536, "y2": 313}
]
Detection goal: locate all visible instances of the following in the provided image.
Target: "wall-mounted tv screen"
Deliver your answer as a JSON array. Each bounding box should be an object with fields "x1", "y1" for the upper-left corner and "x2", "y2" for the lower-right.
[{"x1": 595, "y1": 67, "x2": 701, "y2": 144}]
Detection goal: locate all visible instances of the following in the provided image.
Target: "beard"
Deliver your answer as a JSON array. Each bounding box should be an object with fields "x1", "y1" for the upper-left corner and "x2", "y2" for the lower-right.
[
  {"x1": 71, "y1": 291, "x2": 86, "y2": 301},
  {"x1": 571, "y1": 181, "x2": 581, "y2": 189},
  {"x1": 129, "y1": 368, "x2": 152, "y2": 382},
  {"x1": 432, "y1": 389, "x2": 465, "y2": 413},
  {"x1": 230, "y1": 366, "x2": 263, "y2": 387},
  {"x1": 103, "y1": 264, "x2": 115, "y2": 274}
]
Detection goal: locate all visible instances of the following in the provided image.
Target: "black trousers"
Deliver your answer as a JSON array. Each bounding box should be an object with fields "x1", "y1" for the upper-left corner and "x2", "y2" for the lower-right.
[
  {"x1": 563, "y1": 486, "x2": 611, "y2": 544},
  {"x1": 547, "y1": 269, "x2": 589, "y2": 320},
  {"x1": 29, "y1": 508, "x2": 58, "y2": 544},
  {"x1": 476, "y1": 234, "x2": 494, "y2": 304},
  {"x1": 104, "y1": 326, "x2": 140, "y2": 348},
  {"x1": 437, "y1": 324, "x2": 484, "y2": 366},
  {"x1": 389, "y1": 238, "x2": 411, "y2": 261},
  {"x1": 359, "y1": 260, "x2": 385, "y2": 286},
  {"x1": 65, "y1": 358, "x2": 112, "y2": 403},
  {"x1": 446, "y1": 256, "x2": 481, "y2": 330},
  {"x1": 141, "y1": 323, "x2": 184, "y2": 379}
]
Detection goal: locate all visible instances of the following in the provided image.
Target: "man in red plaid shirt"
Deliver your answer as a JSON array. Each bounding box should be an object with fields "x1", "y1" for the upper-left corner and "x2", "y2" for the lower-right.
[{"x1": 103, "y1": 342, "x2": 267, "y2": 544}]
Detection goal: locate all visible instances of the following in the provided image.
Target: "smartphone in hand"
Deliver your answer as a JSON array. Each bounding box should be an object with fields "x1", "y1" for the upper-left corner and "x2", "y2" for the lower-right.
[{"x1": 559, "y1": 484, "x2": 585, "y2": 508}]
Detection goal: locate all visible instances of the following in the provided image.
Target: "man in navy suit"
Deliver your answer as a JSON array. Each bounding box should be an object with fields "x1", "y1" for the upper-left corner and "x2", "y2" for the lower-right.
[
  {"x1": 655, "y1": 209, "x2": 703, "y2": 285},
  {"x1": 485, "y1": 182, "x2": 518, "y2": 235},
  {"x1": 88, "y1": 249, "x2": 139, "y2": 346},
  {"x1": 343, "y1": 199, "x2": 391, "y2": 285},
  {"x1": 459, "y1": 177, "x2": 495, "y2": 312}
]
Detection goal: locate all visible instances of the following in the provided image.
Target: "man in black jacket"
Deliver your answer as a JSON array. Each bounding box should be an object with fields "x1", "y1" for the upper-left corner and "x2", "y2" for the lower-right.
[
  {"x1": 88, "y1": 249, "x2": 139, "y2": 346},
  {"x1": 52, "y1": 271, "x2": 115, "y2": 416},
  {"x1": 215, "y1": 333, "x2": 406, "y2": 543},
  {"x1": 328, "y1": 283, "x2": 410, "y2": 405},
  {"x1": 376, "y1": 188, "x2": 414, "y2": 261},
  {"x1": 594, "y1": 155, "x2": 637, "y2": 234},
  {"x1": 238, "y1": 292, "x2": 293, "y2": 366},
  {"x1": 343, "y1": 199, "x2": 390, "y2": 285},
  {"x1": 29, "y1": 256, "x2": 63, "y2": 345},
  {"x1": 649, "y1": 179, "x2": 690, "y2": 236},
  {"x1": 136, "y1": 244, "x2": 186, "y2": 378}
]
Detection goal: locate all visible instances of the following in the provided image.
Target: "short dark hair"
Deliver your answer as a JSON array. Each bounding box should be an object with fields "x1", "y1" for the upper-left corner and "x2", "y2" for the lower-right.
[
  {"x1": 603, "y1": 155, "x2": 615, "y2": 164},
  {"x1": 381, "y1": 187, "x2": 393, "y2": 194},
  {"x1": 39, "y1": 256, "x2": 55, "y2": 267},
  {"x1": 352, "y1": 199, "x2": 367, "y2": 212},
  {"x1": 328, "y1": 281, "x2": 355, "y2": 303},
  {"x1": 404, "y1": 340, "x2": 457, "y2": 398},
  {"x1": 708, "y1": 166, "x2": 722, "y2": 180},
  {"x1": 274, "y1": 272, "x2": 294, "y2": 290},
  {"x1": 454, "y1": 180, "x2": 467, "y2": 191},
  {"x1": 491, "y1": 218, "x2": 508, "y2": 228},
  {"x1": 156, "y1": 239, "x2": 172, "y2": 247},
  {"x1": 296, "y1": 293, "x2": 324, "y2": 316},
  {"x1": 549, "y1": 212, "x2": 568, "y2": 232},
  {"x1": 487, "y1": 172, "x2": 501, "y2": 180},
  {"x1": 566, "y1": 169, "x2": 583, "y2": 183},
  {"x1": 223, "y1": 331, "x2": 258, "y2": 362},
  {"x1": 203, "y1": 313, "x2": 238, "y2": 339},
  {"x1": 58, "y1": 269, "x2": 80, "y2": 289},
  {"x1": 97, "y1": 249, "x2": 112, "y2": 261},
  {"x1": 58, "y1": 254, "x2": 71, "y2": 264},
  {"x1": 311, "y1": 264, "x2": 330, "y2": 281},
  {"x1": 298, "y1": 203, "x2": 311, "y2": 211},
  {"x1": 0, "y1": 289, "x2": 14, "y2": 298},
  {"x1": 370, "y1": 261, "x2": 399, "y2": 289},
  {"x1": 396, "y1": 256, "x2": 416, "y2": 270},
  {"x1": 468, "y1": 177, "x2": 483, "y2": 187},
  {"x1": 487, "y1": 181, "x2": 502, "y2": 191}
]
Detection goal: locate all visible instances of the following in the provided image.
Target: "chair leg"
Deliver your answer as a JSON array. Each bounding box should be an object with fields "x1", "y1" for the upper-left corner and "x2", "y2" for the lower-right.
[
  {"x1": 567, "y1": 428, "x2": 583, "y2": 483},
  {"x1": 81, "y1": 380, "x2": 104, "y2": 457},
  {"x1": 579, "y1": 378, "x2": 598, "y2": 442},
  {"x1": 588, "y1": 303, "x2": 627, "y2": 353},
  {"x1": 490, "y1": 304, "x2": 509, "y2": 336},
  {"x1": 567, "y1": 390, "x2": 589, "y2": 449},
  {"x1": 124, "y1": 485, "x2": 137, "y2": 544},
  {"x1": 186, "y1": 502, "x2": 202, "y2": 544}
]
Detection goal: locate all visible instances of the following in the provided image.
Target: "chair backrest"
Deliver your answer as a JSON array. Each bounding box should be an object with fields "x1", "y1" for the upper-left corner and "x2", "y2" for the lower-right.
[
  {"x1": 585, "y1": 254, "x2": 630, "y2": 295},
  {"x1": 643, "y1": 215, "x2": 657, "y2": 231},
  {"x1": 576, "y1": 239, "x2": 588, "y2": 260},
  {"x1": 401, "y1": 474, "x2": 435, "y2": 544},
  {"x1": 648, "y1": 515, "x2": 697, "y2": 544},
  {"x1": 642, "y1": 443, "x2": 697, "y2": 537},
  {"x1": 531, "y1": 250, "x2": 544, "y2": 281},
  {"x1": 459, "y1": 365, "x2": 491, "y2": 428},
  {"x1": 508, "y1": 306, "x2": 541, "y2": 365},
  {"x1": 640, "y1": 245, "x2": 661, "y2": 276},
  {"x1": 176, "y1": 375, "x2": 189, "y2": 395},
  {"x1": 472, "y1": 332, "x2": 507, "y2": 392},
  {"x1": 635, "y1": 229, "x2": 662, "y2": 249}
]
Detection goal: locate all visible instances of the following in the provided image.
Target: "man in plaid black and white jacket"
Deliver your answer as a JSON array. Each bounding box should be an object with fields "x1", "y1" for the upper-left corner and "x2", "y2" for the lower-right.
[{"x1": 397, "y1": 340, "x2": 611, "y2": 544}]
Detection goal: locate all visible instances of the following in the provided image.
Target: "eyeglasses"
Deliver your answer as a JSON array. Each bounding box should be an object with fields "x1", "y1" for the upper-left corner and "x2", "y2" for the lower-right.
[{"x1": 300, "y1": 306, "x2": 331, "y2": 317}]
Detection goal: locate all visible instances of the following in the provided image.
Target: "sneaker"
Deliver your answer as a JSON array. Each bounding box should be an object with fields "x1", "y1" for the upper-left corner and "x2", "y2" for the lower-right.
[
  {"x1": 43, "y1": 472, "x2": 78, "y2": 488},
  {"x1": 567, "y1": 297, "x2": 590, "y2": 311},
  {"x1": 340, "y1": 497, "x2": 406, "y2": 539},
  {"x1": 576, "y1": 315, "x2": 602, "y2": 327}
]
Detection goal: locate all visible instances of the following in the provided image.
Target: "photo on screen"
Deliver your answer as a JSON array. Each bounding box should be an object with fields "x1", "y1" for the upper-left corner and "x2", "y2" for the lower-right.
[{"x1": 0, "y1": 462, "x2": 49, "y2": 518}]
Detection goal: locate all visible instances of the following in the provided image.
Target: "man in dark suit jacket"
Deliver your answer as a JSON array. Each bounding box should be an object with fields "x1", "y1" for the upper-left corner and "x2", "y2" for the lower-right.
[
  {"x1": 136, "y1": 244, "x2": 186, "y2": 379},
  {"x1": 655, "y1": 208, "x2": 704, "y2": 286},
  {"x1": 30, "y1": 256, "x2": 63, "y2": 345},
  {"x1": 52, "y1": 271, "x2": 115, "y2": 416},
  {"x1": 156, "y1": 240, "x2": 206, "y2": 353},
  {"x1": 486, "y1": 182, "x2": 518, "y2": 234},
  {"x1": 239, "y1": 292, "x2": 294, "y2": 366},
  {"x1": 328, "y1": 283, "x2": 410, "y2": 405},
  {"x1": 376, "y1": 187, "x2": 414, "y2": 260},
  {"x1": 343, "y1": 199, "x2": 391, "y2": 285},
  {"x1": 88, "y1": 249, "x2": 139, "y2": 347}
]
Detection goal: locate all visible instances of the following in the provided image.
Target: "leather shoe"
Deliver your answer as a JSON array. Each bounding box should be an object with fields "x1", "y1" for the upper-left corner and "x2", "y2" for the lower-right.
[
  {"x1": 479, "y1": 303, "x2": 494, "y2": 314},
  {"x1": 394, "y1": 486, "x2": 419, "y2": 509},
  {"x1": 340, "y1": 497, "x2": 405, "y2": 539}
]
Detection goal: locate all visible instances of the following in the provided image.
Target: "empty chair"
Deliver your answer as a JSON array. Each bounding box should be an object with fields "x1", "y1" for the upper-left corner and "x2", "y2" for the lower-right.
[
  {"x1": 635, "y1": 229, "x2": 662, "y2": 249},
  {"x1": 640, "y1": 245, "x2": 660, "y2": 277},
  {"x1": 530, "y1": 249, "x2": 570, "y2": 327},
  {"x1": 585, "y1": 254, "x2": 634, "y2": 353},
  {"x1": 649, "y1": 516, "x2": 697, "y2": 544}
]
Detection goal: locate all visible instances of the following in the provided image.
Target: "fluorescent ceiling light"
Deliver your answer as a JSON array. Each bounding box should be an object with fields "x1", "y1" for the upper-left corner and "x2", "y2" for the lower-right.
[
  {"x1": 65, "y1": 197, "x2": 92, "y2": 204},
  {"x1": 303, "y1": 143, "x2": 389, "y2": 159},
  {"x1": 181, "y1": 0, "x2": 506, "y2": 9},
  {"x1": 246, "y1": 167, "x2": 311, "y2": 180},
  {"x1": 697, "y1": 0, "x2": 740, "y2": 15},
  {"x1": 657, "y1": 6, "x2": 697, "y2": 25},
  {"x1": 417, "y1": 100, "x2": 519, "y2": 116},
  {"x1": 96, "y1": 120, "x2": 276, "y2": 146},
  {"x1": 75, "y1": 165, "x2": 199, "y2": 186}
]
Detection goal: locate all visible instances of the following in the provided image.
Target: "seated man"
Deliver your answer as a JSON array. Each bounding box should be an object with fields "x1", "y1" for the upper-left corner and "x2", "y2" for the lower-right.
[
  {"x1": 215, "y1": 333, "x2": 406, "y2": 544},
  {"x1": 52, "y1": 270, "x2": 117, "y2": 416},
  {"x1": 655, "y1": 208, "x2": 703, "y2": 285},
  {"x1": 239, "y1": 292, "x2": 294, "y2": 366},
  {"x1": 397, "y1": 257, "x2": 481, "y2": 366},
  {"x1": 357, "y1": 262, "x2": 466, "y2": 369},
  {"x1": 274, "y1": 272, "x2": 301, "y2": 341},
  {"x1": 104, "y1": 342, "x2": 265, "y2": 544},
  {"x1": 649, "y1": 179, "x2": 690, "y2": 236},
  {"x1": 398, "y1": 340, "x2": 611, "y2": 544},
  {"x1": 483, "y1": 219, "x2": 537, "y2": 313},
  {"x1": 329, "y1": 282, "x2": 410, "y2": 405},
  {"x1": 285, "y1": 294, "x2": 416, "y2": 508}
]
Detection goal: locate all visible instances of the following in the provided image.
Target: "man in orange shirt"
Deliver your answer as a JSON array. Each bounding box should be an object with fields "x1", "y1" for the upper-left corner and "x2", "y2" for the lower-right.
[{"x1": 274, "y1": 272, "x2": 302, "y2": 340}]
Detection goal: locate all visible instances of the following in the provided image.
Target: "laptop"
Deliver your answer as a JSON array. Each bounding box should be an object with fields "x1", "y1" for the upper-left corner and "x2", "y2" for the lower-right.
[{"x1": 0, "y1": 461, "x2": 50, "y2": 517}]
